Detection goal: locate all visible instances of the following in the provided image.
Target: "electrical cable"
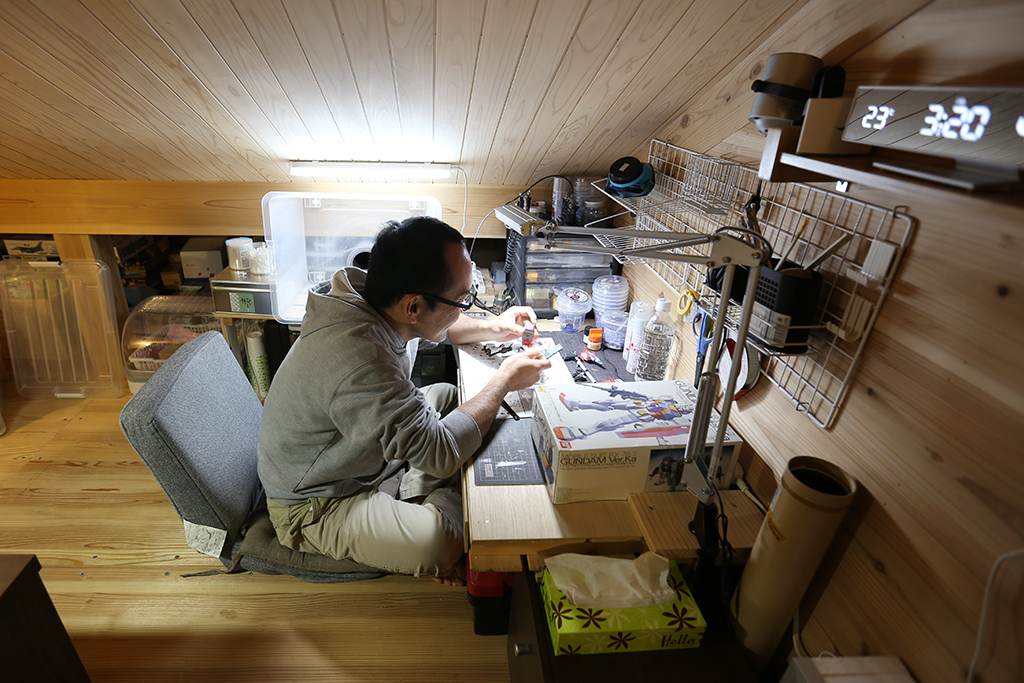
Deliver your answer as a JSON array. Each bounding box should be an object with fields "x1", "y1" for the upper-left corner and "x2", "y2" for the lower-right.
[
  {"x1": 452, "y1": 166, "x2": 468, "y2": 234},
  {"x1": 966, "y1": 546, "x2": 1024, "y2": 683},
  {"x1": 735, "y1": 474, "x2": 768, "y2": 515},
  {"x1": 790, "y1": 546, "x2": 1024, "y2": 672},
  {"x1": 714, "y1": 487, "x2": 736, "y2": 610},
  {"x1": 466, "y1": 207, "x2": 495, "y2": 261},
  {"x1": 793, "y1": 605, "x2": 809, "y2": 657}
]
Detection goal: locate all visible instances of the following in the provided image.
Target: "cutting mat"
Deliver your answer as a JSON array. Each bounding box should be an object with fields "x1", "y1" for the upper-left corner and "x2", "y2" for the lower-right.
[{"x1": 473, "y1": 418, "x2": 545, "y2": 486}]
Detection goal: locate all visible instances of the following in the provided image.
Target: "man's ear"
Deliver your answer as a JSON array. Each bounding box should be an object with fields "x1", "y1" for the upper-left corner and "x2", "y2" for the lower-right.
[{"x1": 401, "y1": 293, "x2": 422, "y2": 324}]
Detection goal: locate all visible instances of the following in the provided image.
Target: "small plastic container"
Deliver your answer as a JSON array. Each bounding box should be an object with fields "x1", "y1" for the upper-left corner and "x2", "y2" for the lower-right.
[
  {"x1": 599, "y1": 310, "x2": 628, "y2": 350},
  {"x1": 225, "y1": 237, "x2": 253, "y2": 271},
  {"x1": 555, "y1": 287, "x2": 592, "y2": 333},
  {"x1": 578, "y1": 200, "x2": 609, "y2": 226}
]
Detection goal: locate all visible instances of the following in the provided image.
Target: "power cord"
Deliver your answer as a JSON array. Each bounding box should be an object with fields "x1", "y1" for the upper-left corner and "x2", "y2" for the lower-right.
[
  {"x1": 466, "y1": 207, "x2": 495, "y2": 261},
  {"x1": 714, "y1": 487, "x2": 736, "y2": 610},
  {"x1": 789, "y1": 546, "x2": 1024, "y2": 673},
  {"x1": 452, "y1": 166, "x2": 469, "y2": 234},
  {"x1": 967, "y1": 546, "x2": 1024, "y2": 682},
  {"x1": 734, "y1": 466, "x2": 768, "y2": 516}
]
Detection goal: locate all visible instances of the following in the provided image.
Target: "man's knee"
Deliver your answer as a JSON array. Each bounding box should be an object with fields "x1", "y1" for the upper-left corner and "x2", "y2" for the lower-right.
[
  {"x1": 422, "y1": 382, "x2": 459, "y2": 416},
  {"x1": 414, "y1": 493, "x2": 464, "y2": 572}
]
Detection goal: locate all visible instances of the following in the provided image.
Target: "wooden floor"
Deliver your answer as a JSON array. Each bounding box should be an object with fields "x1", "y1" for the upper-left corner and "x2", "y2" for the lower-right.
[{"x1": 0, "y1": 377, "x2": 511, "y2": 683}]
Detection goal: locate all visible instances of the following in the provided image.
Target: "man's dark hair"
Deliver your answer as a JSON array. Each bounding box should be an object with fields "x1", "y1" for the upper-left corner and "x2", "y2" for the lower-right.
[{"x1": 362, "y1": 216, "x2": 466, "y2": 310}]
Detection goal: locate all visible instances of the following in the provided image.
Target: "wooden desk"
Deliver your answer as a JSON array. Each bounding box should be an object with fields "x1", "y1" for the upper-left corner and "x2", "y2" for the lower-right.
[
  {"x1": 459, "y1": 328, "x2": 765, "y2": 571},
  {"x1": 464, "y1": 460, "x2": 764, "y2": 572}
]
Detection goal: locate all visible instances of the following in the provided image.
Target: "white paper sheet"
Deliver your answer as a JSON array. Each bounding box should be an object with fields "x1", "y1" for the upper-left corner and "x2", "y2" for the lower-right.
[{"x1": 457, "y1": 337, "x2": 574, "y2": 419}]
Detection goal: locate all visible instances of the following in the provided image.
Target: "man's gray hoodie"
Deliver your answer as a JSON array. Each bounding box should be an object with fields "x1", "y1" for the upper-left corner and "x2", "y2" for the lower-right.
[{"x1": 256, "y1": 267, "x2": 482, "y2": 506}]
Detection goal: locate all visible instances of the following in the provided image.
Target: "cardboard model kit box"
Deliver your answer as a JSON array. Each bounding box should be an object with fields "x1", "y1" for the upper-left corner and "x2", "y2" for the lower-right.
[
  {"x1": 540, "y1": 559, "x2": 705, "y2": 655},
  {"x1": 531, "y1": 380, "x2": 743, "y2": 504},
  {"x1": 180, "y1": 237, "x2": 226, "y2": 280},
  {"x1": 4, "y1": 238, "x2": 58, "y2": 258}
]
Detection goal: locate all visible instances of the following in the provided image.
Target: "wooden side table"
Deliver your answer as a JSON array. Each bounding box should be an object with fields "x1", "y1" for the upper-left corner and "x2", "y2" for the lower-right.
[{"x1": 0, "y1": 555, "x2": 91, "y2": 682}]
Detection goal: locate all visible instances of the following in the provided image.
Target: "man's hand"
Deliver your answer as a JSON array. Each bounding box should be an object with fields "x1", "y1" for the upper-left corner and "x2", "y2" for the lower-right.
[
  {"x1": 494, "y1": 346, "x2": 550, "y2": 392},
  {"x1": 447, "y1": 305, "x2": 538, "y2": 345},
  {"x1": 487, "y1": 306, "x2": 538, "y2": 343},
  {"x1": 457, "y1": 347, "x2": 551, "y2": 435}
]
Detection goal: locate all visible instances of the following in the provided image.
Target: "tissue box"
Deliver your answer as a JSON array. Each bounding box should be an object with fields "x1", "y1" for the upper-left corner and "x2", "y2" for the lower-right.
[
  {"x1": 540, "y1": 560, "x2": 705, "y2": 655},
  {"x1": 531, "y1": 380, "x2": 743, "y2": 504}
]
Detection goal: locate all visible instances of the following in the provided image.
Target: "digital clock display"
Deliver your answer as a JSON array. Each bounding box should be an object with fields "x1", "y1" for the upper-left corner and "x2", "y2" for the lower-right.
[{"x1": 842, "y1": 86, "x2": 1024, "y2": 169}]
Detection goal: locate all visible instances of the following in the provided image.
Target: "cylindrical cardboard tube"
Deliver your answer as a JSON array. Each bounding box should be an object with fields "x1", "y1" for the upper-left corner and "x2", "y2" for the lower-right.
[
  {"x1": 245, "y1": 331, "x2": 271, "y2": 400},
  {"x1": 730, "y1": 456, "x2": 857, "y2": 670}
]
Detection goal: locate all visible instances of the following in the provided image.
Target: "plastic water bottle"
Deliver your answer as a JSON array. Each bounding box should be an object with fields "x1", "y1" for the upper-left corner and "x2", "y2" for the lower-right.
[{"x1": 634, "y1": 297, "x2": 675, "y2": 381}]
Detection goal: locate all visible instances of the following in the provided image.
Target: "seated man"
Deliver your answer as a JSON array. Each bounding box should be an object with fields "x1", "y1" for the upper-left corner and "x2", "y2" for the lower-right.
[{"x1": 257, "y1": 216, "x2": 549, "y2": 585}]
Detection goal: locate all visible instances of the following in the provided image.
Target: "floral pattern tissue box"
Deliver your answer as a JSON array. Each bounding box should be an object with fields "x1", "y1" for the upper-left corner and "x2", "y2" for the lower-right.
[{"x1": 540, "y1": 559, "x2": 706, "y2": 656}]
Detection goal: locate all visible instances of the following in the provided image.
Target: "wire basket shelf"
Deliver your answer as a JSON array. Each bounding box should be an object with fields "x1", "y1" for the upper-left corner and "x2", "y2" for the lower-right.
[{"x1": 593, "y1": 139, "x2": 916, "y2": 429}]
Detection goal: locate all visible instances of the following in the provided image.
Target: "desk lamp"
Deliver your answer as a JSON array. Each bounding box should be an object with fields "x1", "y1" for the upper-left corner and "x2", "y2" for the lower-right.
[{"x1": 497, "y1": 202, "x2": 772, "y2": 580}]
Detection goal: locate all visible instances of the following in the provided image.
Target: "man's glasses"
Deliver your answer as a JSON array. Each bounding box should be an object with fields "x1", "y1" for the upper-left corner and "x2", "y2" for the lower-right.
[{"x1": 406, "y1": 291, "x2": 474, "y2": 311}]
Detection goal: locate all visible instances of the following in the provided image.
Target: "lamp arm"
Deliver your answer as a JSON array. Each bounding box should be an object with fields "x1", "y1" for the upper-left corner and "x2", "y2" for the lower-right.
[
  {"x1": 681, "y1": 263, "x2": 762, "y2": 505},
  {"x1": 537, "y1": 224, "x2": 767, "y2": 269}
]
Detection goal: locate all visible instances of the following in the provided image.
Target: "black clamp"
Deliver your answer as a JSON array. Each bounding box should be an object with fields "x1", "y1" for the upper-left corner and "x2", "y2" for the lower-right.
[{"x1": 750, "y1": 79, "x2": 810, "y2": 102}]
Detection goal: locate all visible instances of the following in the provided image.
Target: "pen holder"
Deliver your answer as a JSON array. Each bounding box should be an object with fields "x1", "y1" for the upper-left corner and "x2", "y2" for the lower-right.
[{"x1": 706, "y1": 258, "x2": 822, "y2": 353}]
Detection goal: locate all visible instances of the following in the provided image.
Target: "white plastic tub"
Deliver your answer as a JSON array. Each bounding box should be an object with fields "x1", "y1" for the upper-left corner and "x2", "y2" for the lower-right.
[{"x1": 261, "y1": 192, "x2": 442, "y2": 324}]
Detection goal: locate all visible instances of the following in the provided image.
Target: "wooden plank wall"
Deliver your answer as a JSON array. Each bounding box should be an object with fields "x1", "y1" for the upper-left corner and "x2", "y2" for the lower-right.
[
  {"x1": 0, "y1": 1, "x2": 1022, "y2": 682},
  {"x1": 624, "y1": 1, "x2": 1024, "y2": 681}
]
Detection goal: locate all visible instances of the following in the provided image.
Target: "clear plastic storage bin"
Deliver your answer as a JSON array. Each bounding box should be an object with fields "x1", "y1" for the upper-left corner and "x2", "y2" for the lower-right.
[
  {"x1": 525, "y1": 267, "x2": 612, "y2": 284},
  {"x1": 0, "y1": 260, "x2": 126, "y2": 398},
  {"x1": 261, "y1": 192, "x2": 442, "y2": 324},
  {"x1": 525, "y1": 282, "x2": 596, "y2": 317},
  {"x1": 121, "y1": 295, "x2": 219, "y2": 393}
]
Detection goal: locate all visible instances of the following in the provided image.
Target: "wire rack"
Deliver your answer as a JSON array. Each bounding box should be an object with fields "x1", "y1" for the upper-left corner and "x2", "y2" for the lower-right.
[{"x1": 593, "y1": 139, "x2": 916, "y2": 429}]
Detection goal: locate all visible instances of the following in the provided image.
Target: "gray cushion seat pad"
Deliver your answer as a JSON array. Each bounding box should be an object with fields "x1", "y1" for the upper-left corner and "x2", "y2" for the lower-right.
[{"x1": 120, "y1": 330, "x2": 384, "y2": 582}]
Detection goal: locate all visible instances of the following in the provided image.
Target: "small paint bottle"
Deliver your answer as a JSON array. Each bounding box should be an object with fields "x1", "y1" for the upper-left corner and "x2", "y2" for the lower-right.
[{"x1": 586, "y1": 328, "x2": 603, "y2": 351}]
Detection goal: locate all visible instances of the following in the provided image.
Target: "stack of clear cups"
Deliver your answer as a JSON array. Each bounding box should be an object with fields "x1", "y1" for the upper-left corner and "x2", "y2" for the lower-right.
[{"x1": 591, "y1": 275, "x2": 629, "y2": 328}]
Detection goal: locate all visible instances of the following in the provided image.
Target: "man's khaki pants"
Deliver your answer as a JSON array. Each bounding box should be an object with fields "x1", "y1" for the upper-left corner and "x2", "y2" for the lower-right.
[{"x1": 267, "y1": 384, "x2": 465, "y2": 578}]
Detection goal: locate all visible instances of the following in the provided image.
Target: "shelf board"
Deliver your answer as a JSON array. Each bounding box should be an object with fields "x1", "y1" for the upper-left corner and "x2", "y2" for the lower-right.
[{"x1": 779, "y1": 151, "x2": 1024, "y2": 210}]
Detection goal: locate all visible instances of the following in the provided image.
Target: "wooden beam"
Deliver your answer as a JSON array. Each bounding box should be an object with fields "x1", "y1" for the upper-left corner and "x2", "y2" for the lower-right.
[
  {"x1": 52, "y1": 234, "x2": 129, "y2": 335},
  {"x1": 0, "y1": 180, "x2": 542, "y2": 241}
]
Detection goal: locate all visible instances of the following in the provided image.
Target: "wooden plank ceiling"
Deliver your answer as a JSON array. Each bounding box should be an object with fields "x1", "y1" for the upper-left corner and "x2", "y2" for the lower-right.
[{"x1": 0, "y1": 0, "x2": 818, "y2": 185}]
